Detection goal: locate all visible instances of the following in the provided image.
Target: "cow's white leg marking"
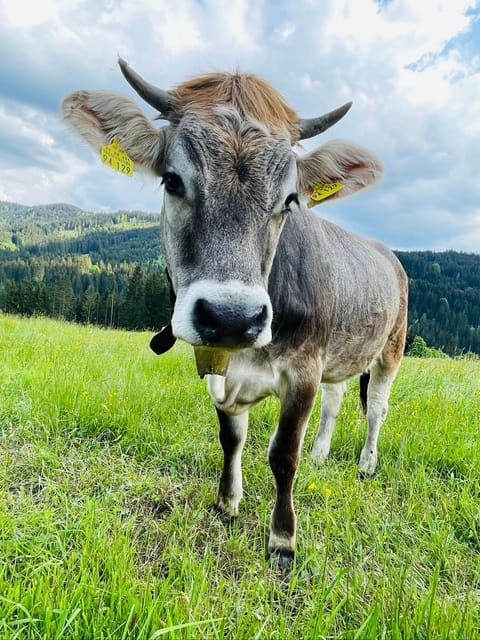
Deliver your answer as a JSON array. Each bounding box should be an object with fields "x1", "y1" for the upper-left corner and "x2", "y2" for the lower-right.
[
  {"x1": 268, "y1": 530, "x2": 296, "y2": 558},
  {"x1": 216, "y1": 409, "x2": 249, "y2": 517},
  {"x1": 358, "y1": 363, "x2": 396, "y2": 476},
  {"x1": 311, "y1": 381, "x2": 347, "y2": 465}
]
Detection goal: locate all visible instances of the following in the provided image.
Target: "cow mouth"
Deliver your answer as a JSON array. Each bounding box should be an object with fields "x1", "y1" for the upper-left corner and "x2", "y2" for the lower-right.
[
  {"x1": 151, "y1": 276, "x2": 272, "y2": 376},
  {"x1": 172, "y1": 279, "x2": 273, "y2": 350}
]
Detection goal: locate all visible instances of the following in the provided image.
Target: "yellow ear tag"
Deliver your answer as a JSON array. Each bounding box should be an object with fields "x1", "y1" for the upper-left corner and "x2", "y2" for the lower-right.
[
  {"x1": 309, "y1": 182, "x2": 344, "y2": 207},
  {"x1": 100, "y1": 139, "x2": 134, "y2": 177}
]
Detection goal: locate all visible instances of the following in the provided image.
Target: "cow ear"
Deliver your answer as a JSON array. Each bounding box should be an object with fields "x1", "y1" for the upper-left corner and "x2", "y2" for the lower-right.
[
  {"x1": 297, "y1": 140, "x2": 383, "y2": 207},
  {"x1": 150, "y1": 323, "x2": 176, "y2": 354},
  {"x1": 62, "y1": 91, "x2": 168, "y2": 175}
]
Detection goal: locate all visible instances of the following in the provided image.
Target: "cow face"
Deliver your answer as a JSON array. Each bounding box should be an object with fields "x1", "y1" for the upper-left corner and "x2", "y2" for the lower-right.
[
  {"x1": 162, "y1": 112, "x2": 298, "y2": 349},
  {"x1": 62, "y1": 60, "x2": 382, "y2": 353}
]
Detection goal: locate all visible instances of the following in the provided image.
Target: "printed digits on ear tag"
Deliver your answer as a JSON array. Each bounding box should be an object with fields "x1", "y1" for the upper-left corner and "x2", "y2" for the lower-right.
[
  {"x1": 100, "y1": 139, "x2": 134, "y2": 177},
  {"x1": 311, "y1": 183, "x2": 344, "y2": 202}
]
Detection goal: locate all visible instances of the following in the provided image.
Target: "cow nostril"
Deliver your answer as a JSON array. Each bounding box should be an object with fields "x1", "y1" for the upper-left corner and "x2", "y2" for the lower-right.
[
  {"x1": 246, "y1": 304, "x2": 268, "y2": 336},
  {"x1": 193, "y1": 297, "x2": 269, "y2": 346},
  {"x1": 195, "y1": 299, "x2": 220, "y2": 334}
]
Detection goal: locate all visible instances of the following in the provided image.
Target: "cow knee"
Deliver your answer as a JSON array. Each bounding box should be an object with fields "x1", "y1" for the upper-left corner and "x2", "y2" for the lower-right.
[{"x1": 268, "y1": 445, "x2": 298, "y2": 484}]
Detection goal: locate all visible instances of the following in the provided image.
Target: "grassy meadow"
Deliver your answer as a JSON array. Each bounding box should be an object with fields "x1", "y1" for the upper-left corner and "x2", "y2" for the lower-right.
[{"x1": 0, "y1": 313, "x2": 479, "y2": 639}]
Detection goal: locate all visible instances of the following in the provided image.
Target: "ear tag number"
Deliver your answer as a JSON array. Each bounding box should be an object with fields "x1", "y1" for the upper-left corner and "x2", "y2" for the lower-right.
[
  {"x1": 309, "y1": 182, "x2": 344, "y2": 206},
  {"x1": 101, "y1": 139, "x2": 134, "y2": 177}
]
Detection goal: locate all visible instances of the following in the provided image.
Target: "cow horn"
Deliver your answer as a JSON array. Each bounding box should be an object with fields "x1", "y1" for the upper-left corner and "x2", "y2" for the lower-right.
[
  {"x1": 297, "y1": 102, "x2": 353, "y2": 141},
  {"x1": 118, "y1": 57, "x2": 175, "y2": 118}
]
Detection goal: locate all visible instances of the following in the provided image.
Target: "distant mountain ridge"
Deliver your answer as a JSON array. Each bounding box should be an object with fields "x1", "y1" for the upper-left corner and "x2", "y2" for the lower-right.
[
  {"x1": 0, "y1": 201, "x2": 479, "y2": 354},
  {"x1": 0, "y1": 201, "x2": 168, "y2": 330},
  {"x1": 0, "y1": 200, "x2": 161, "y2": 264}
]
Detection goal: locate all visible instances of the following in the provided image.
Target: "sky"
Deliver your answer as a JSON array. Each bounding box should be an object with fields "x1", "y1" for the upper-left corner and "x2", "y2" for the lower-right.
[{"x1": 0, "y1": 0, "x2": 479, "y2": 253}]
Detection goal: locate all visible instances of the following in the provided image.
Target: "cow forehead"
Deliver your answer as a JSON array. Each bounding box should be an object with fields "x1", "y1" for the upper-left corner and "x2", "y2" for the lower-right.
[{"x1": 167, "y1": 111, "x2": 296, "y2": 189}]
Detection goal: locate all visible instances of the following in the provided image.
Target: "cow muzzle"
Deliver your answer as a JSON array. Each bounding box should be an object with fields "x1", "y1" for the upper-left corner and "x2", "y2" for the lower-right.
[
  {"x1": 172, "y1": 280, "x2": 273, "y2": 350},
  {"x1": 194, "y1": 298, "x2": 269, "y2": 346}
]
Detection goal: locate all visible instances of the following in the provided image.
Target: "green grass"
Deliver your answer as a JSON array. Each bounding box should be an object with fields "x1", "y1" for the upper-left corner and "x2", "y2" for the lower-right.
[{"x1": 0, "y1": 313, "x2": 479, "y2": 639}]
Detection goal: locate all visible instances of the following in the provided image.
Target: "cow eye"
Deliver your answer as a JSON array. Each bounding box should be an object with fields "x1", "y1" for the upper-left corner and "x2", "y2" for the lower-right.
[
  {"x1": 283, "y1": 193, "x2": 299, "y2": 213},
  {"x1": 162, "y1": 172, "x2": 185, "y2": 198}
]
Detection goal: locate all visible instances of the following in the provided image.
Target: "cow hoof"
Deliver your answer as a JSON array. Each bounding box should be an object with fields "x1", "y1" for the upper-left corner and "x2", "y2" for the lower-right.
[
  {"x1": 357, "y1": 469, "x2": 377, "y2": 481},
  {"x1": 267, "y1": 549, "x2": 295, "y2": 573},
  {"x1": 311, "y1": 452, "x2": 328, "y2": 467},
  {"x1": 210, "y1": 504, "x2": 236, "y2": 527}
]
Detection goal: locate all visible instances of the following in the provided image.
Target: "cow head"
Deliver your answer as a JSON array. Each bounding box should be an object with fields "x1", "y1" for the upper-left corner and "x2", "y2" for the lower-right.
[{"x1": 62, "y1": 59, "x2": 382, "y2": 354}]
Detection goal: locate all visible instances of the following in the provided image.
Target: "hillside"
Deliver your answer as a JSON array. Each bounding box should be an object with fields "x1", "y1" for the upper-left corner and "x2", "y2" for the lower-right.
[
  {"x1": 0, "y1": 201, "x2": 170, "y2": 329},
  {"x1": 397, "y1": 251, "x2": 480, "y2": 355},
  {"x1": 0, "y1": 201, "x2": 162, "y2": 264},
  {"x1": 0, "y1": 201, "x2": 479, "y2": 354},
  {"x1": 1, "y1": 314, "x2": 479, "y2": 638}
]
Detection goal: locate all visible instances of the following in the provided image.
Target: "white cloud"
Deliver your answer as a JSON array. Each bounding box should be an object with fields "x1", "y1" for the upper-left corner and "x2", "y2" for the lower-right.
[
  {"x1": 0, "y1": 0, "x2": 479, "y2": 251},
  {"x1": 380, "y1": 0, "x2": 477, "y2": 62},
  {"x1": 2, "y1": 0, "x2": 59, "y2": 28},
  {"x1": 273, "y1": 22, "x2": 296, "y2": 40}
]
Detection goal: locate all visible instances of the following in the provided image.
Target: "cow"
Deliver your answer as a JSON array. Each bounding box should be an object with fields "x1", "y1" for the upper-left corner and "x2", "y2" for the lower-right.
[{"x1": 62, "y1": 59, "x2": 408, "y2": 570}]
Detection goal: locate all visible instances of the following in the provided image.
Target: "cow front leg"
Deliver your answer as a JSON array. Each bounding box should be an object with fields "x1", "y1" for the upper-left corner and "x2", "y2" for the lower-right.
[
  {"x1": 215, "y1": 408, "x2": 248, "y2": 520},
  {"x1": 267, "y1": 381, "x2": 319, "y2": 569}
]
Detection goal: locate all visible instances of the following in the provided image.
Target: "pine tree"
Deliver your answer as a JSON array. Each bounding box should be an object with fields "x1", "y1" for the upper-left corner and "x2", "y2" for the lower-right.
[{"x1": 120, "y1": 265, "x2": 147, "y2": 329}]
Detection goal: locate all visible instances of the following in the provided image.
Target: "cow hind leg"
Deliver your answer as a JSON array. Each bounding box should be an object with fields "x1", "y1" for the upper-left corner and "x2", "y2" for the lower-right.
[
  {"x1": 311, "y1": 381, "x2": 347, "y2": 465},
  {"x1": 215, "y1": 408, "x2": 248, "y2": 520},
  {"x1": 359, "y1": 371, "x2": 370, "y2": 414},
  {"x1": 359, "y1": 332, "x2": 405, "y2": 477}
]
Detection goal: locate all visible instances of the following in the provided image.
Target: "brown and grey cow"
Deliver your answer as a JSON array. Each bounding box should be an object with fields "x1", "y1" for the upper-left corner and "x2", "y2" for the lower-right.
[{"x1": 62, "y1": 59, "x2": 408, "y2": 569}]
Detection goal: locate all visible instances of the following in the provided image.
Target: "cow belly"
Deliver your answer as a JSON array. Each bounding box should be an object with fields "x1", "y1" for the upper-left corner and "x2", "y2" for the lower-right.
[
  {"x1": 206, "y1": 351, "x2": 282, "y2": 416},
  {"x1": 322, "y1": 328, "x2": 389, "y2": 382}
]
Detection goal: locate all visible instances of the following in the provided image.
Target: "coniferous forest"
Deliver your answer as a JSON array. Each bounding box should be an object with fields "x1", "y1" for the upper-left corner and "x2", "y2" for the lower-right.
[
  {"x1": 0, "y1": 202, "x2": 171, "y2": 331},
  {"x1": 1, "y1": 201, "x2": 479, "y2": 355}
]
